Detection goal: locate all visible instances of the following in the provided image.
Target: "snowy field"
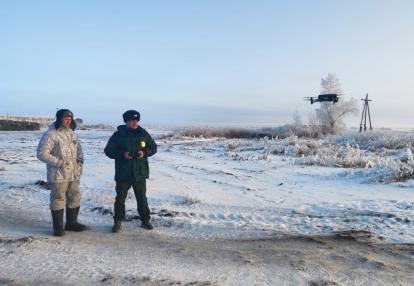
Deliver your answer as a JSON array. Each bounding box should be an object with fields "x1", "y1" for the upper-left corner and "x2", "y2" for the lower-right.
[{"x1": 1, "y1": 127, "x2": 414, "y2": 285}]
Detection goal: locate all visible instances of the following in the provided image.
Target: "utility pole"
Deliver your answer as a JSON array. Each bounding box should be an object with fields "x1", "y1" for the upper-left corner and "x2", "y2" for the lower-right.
[{"x1": 359, "y1": 93, "x2": 372, "y2": 132}]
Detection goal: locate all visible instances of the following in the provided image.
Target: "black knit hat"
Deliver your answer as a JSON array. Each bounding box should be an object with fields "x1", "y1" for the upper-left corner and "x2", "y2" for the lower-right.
[
  {"x1": 55, "y1": 109, "x2": 76, "y2": 130},
  {"x1": 123, "y1": 110, "x2": 140, "y2": 123}
]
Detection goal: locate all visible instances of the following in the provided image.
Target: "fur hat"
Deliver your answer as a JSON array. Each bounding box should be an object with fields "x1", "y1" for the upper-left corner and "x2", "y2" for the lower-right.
[
  {"x1": 55, "y1": 109, "x2": 76, "y2": 130},
  {"x1": 123, "y1": 110, "x2": 140, "y2": 123}
]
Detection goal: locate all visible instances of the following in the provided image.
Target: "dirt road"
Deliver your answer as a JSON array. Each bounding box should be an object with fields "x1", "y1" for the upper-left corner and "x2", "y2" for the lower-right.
[{"x1": 1, "y1": 204, "x2": 413, "y2": 286}]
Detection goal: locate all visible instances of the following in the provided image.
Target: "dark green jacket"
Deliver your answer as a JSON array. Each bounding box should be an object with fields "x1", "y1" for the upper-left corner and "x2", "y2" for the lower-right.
[{"x1": 104, "y1": 125, "x2": 157, "y2": 181}]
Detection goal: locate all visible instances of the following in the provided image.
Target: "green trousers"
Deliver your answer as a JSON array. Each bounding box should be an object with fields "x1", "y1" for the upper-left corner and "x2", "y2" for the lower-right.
[{"x1": 114, "y1": 179, "x2": 150, "y2": 222}]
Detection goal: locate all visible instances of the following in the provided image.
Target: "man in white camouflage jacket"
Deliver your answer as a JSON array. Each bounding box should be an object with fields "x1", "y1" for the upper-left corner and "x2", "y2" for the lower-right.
[{"x1": 37, "y1": 109, "x2": 87, "y2": 236}]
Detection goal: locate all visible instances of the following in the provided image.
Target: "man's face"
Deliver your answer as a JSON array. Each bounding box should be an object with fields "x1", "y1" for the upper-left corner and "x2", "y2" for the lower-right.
[
  {"x1": 61, "y1": 117, "x2": 72, "y2": 128},
  {"x1": 126, "y1": 120, "x2": 139, "y2": 129}
]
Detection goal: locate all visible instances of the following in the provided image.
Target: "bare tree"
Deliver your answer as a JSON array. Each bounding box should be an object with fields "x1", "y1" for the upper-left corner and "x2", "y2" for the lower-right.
[
  {"x1": 316, "y1": 73, "x2": 359, "y2": 135},
  {"x1": 292, "y1": 108, "x2": 303, "y2": 126}
]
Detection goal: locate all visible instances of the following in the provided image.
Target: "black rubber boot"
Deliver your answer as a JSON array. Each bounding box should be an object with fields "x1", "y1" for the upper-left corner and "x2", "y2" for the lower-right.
[
  {"x1": 64, "y1": 206, "x2": 87, "y2": 231},
  {"x1": 51, "y1": 209, "x2": 65, "y2": 236},
  {"x1": 112, "y1": 220, "x2": 122, "y2": 233},
  {"x1": 141, "y1": 221, "x2": 153, "y2": 230}
]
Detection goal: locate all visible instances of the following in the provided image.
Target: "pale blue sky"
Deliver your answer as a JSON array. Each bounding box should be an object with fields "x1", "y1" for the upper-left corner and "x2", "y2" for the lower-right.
[{"x1": 1, "y1": 1, "x2": 413, "y2": 127}]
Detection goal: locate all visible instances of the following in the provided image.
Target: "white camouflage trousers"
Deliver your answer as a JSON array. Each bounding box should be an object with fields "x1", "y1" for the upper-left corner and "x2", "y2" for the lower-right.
[{"x1": 49, "y1": 180, "x2": 81, "y2": 210}]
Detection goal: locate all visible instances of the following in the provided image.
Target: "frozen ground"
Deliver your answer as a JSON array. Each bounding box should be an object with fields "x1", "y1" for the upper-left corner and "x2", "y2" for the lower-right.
[{"x1": 0, "y1": 127, "x2": 413, "y2": 285}]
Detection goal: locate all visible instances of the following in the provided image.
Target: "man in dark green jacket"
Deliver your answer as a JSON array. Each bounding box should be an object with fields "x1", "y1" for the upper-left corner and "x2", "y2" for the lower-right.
[{"x1": 104, "y1": 110, "x2": 157, "y2": 232}]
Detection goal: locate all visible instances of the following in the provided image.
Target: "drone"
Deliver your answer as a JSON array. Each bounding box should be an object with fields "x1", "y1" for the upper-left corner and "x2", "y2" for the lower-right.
[{"x1": 304, "y1": 93, "x2": 340, "y2": 104}]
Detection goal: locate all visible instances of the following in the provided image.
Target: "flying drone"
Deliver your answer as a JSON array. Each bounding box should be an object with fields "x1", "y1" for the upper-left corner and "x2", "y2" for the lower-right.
[{"x1": 304, "y1": 93, "x2": 340, "y2": 104}]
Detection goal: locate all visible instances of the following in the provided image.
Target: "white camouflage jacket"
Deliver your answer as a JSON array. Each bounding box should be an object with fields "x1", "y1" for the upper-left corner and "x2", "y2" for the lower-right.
[{"x1": 37, "y1": 123, "x2": 84, "y2": 183}]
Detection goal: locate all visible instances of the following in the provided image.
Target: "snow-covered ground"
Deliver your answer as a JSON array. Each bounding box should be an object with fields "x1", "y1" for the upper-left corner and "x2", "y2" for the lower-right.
[{"x1": 0, "y1": 127, "x2": 413, "y2": 285}]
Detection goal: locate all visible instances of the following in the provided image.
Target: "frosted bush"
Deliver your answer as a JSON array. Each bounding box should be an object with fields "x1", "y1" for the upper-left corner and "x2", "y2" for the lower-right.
[
  {"x1": 182, "y1": 128, "x2": 414, "y2": 182},
  {"x1": 333, "y1": 130, "x2": 414, "y2": 150},
  {"x1": 175, "y1": 125, "x2": 319, "y2": 140},
  {"x1": 285, "y1": 143, "x2": 312, "y2": 157},
  {"x1": 364, "y1": 158, "x2": 414, "y2": 183},
  {"x1": 295, "y1": 151, "x2": 377, "y2": 168},
  {"x1": 379, "y1": 148, "x2": 400, "y2": 157},
  {"x1": 226, "y1": 143, "x2": 238, "y2": 151},
  {"x1": 399, "y1": 148, "x2": 413, "y2": 163},
  {"x1": 287, "y1": 135, "x2": 299, "y2": 146},
  {"x1": 78, "y1": 123, "x2": 115, "y2": 130},
  {"x1": 270, "y1": 145, "x2": 285, "y2": 155}
]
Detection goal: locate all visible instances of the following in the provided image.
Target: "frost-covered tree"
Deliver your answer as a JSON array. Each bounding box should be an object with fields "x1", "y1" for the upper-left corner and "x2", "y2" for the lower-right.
[
  {"x1": 292, "y1": 108, "x2": 303, "y2": 126},
  {"x1": 316, "y1": 73, "x2": 359, "y2": 135},
  {"x1": 320, "y1": 73, "x2": 343, "y2": 95},
  {"x1": 308, "y1": 109, "x2": 320, "y2": 133}
]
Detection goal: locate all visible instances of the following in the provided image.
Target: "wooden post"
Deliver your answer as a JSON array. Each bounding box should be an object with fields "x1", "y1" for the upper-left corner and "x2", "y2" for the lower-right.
[{"x1": 359, "y1": 93, "x2": 372, "y2": 132}]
